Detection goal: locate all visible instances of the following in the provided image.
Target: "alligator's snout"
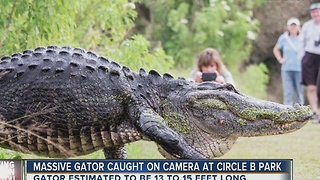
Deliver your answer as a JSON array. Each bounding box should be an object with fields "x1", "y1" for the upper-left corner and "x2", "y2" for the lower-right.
[
  {"x1": 187, "y1": 88, "x2": 313, "y2": 137},
  {"x1": 282, "y1": 103, "x2": 312, "y2": 121}
]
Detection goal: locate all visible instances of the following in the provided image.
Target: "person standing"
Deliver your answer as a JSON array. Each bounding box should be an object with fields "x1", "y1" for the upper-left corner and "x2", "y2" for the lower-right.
[
  {"x1": 298, "y1": 3, "x2": 320, "y2": 123},
  {"x1": 273, "y1": 18, "x2": 304, "y2": 106}
]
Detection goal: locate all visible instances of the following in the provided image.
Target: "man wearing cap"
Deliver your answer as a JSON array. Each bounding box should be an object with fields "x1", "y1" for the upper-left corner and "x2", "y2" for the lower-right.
[{"x1": 298, "y1": 2, "x2": 320, "y2": 123}]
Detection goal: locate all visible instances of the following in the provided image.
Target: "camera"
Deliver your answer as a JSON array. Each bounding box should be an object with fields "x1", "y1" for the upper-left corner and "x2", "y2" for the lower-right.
[{"x1": 202, "y1": 73, "x2": 217, "y2": 81}]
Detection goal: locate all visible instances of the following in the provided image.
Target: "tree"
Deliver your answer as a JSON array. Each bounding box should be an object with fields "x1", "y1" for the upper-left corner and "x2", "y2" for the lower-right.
[
  {"x1": 135, "y1": 0, "x2": 269, "y2": 98},
  {"x1": 0, "y1": 0, "x2": 173, "y2": 159},
  {"x1": 0, "y1": 0, "x2": 174, "y2": 73}
]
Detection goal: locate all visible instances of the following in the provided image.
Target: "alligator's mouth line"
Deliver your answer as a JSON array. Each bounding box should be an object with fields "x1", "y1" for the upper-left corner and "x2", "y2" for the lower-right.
[
  {"x1": 238, "y1": 118, "x2": 309, "y2": 137},
  {"x1": 262, "y1": 120, "x2": 308, "y2": 134},
  {"x1": 191, "y1": 113, "x2": 309, "y2": 138}
]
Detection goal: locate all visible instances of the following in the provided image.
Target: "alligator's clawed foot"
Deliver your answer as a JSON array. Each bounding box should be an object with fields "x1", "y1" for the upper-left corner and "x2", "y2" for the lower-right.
[{"x1": 138, "y1": 109, "x2": 206, "y2": 159}]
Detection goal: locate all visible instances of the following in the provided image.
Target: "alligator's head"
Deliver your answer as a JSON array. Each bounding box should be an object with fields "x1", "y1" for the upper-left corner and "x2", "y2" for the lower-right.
[{"x1": 160, "y1": 81, "x2": 312, "y2": 158}]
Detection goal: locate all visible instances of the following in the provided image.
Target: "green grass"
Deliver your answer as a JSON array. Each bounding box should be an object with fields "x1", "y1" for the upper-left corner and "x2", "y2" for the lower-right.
[
  {"x1": 219, "y1": 121, "x2": 320, "y2": 179},
  {"x1": 126, "y1": 122, "x2": 320, "y2": 179},
  {"x1": 123, "y1": 122, "x2": 320, "y2": 179},
  {"x1": 82, "y1": 121, "x2": 320, "y2": 179},
  {"x1": 6, "y1": 121, "x2": 319, "y2": 179}
]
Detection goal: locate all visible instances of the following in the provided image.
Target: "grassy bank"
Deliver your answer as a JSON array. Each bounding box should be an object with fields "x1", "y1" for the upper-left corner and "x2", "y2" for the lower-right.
[
  {"x1": 125, "y1": 122, "x2": 320, "y2": 179},
  {"x1": 16, "y1": 118, "x2": 320, "y2": 179},
  {"x1": 219, "y1": 121, "x2": 320, "y2": 179}
]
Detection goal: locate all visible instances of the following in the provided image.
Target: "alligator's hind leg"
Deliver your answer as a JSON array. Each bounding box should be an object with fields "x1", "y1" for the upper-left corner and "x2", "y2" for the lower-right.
[
  {"x1": 103, "y1": 145, "x2": 127, "y2": 159},
  {"x1": 135, "y1": 108, "x2": 206, "y2": 159}
]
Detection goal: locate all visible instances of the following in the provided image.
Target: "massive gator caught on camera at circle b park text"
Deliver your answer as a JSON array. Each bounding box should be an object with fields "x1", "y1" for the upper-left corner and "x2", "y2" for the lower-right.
[{"x1": 0, "y1": 46, "x2": 312, "y2": 159}]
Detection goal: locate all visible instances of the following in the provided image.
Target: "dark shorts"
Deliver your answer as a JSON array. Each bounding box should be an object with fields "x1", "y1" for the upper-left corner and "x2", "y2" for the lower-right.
[{"x1": 302, "y1": 52, "x2": 320, "y2": 85}]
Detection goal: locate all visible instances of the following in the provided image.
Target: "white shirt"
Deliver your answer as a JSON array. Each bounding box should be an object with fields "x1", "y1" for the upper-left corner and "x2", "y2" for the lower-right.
[{"x1": 298, "y1": 19, "x2": 320, "y2": 59}]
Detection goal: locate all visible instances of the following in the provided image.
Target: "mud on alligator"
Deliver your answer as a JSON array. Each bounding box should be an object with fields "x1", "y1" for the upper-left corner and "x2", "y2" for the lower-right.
[{"x1": 0, "y1": 45, "x2": 312, "y2": 159}]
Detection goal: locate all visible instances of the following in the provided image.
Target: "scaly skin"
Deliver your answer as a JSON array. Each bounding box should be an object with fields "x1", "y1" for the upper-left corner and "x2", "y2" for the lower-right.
[{"x1": 0, "y1": 46, "x2": 312, "y2": 159}]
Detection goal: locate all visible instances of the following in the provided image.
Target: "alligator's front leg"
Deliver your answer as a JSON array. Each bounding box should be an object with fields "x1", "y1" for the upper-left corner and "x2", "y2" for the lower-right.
[{"x1": 136, "y1": 108, "x2": 207, "y2": 159}]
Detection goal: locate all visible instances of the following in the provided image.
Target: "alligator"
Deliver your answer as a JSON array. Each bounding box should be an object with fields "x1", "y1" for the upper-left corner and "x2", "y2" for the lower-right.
[{"x1": 0, "y1": 45, "x2": 312, "y2": 159}]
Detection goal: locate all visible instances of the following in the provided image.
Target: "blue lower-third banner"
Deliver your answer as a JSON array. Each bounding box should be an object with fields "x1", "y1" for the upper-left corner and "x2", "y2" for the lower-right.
[{"x1": 23, "y1": 159, "x2": 293, "y2": 180}]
